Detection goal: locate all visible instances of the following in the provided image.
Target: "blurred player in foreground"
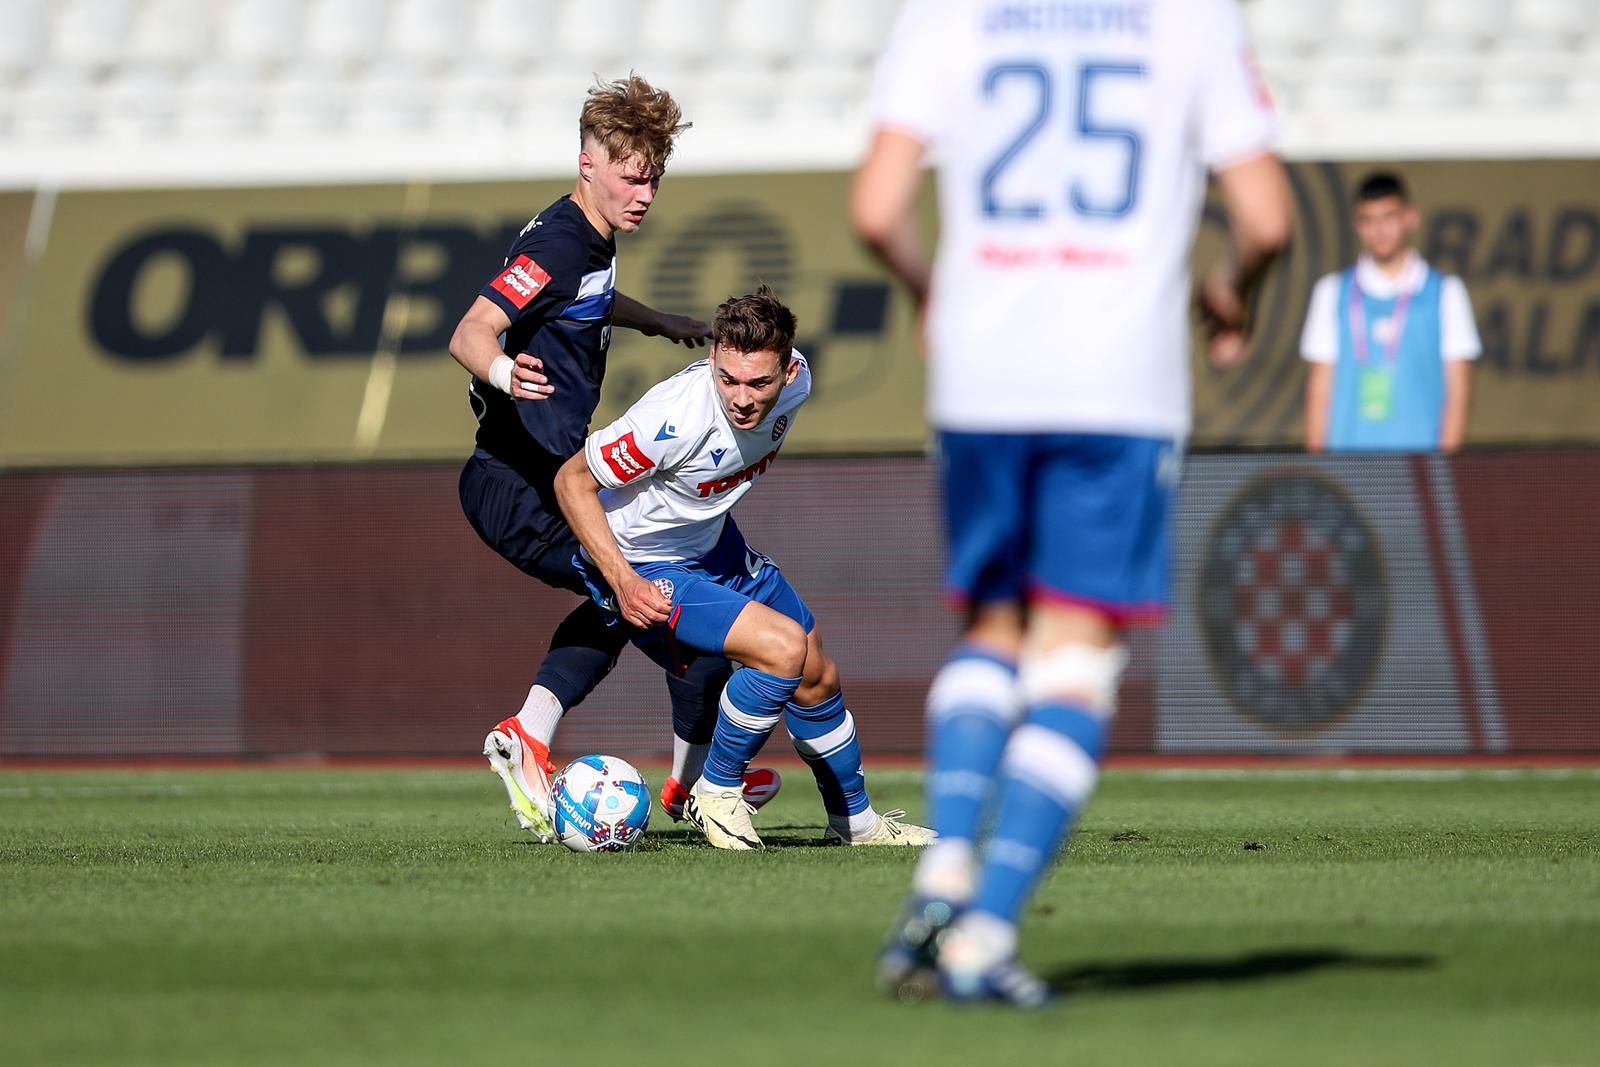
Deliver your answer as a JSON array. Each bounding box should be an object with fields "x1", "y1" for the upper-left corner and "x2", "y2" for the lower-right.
[
  {"x1": 555, "y1": 287, "x2": 935, "y2": 851},
  {"x1": 852, "y1": 0, "x2": 1292, "y2": 1005},
  {"x1": 448, "y1": 76, "x2": 775, "y2": 844}
]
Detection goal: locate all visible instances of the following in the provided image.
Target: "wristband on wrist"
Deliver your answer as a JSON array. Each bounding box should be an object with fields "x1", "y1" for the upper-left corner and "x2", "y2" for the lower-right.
[{"x1": 489, "y1": 354, "x2": 514, "y2": 395}]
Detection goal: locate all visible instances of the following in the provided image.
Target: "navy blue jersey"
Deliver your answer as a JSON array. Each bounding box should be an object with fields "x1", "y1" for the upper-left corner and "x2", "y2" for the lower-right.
[{"x1": 469, "y1": 195, "x2": 617, "y2": 470}]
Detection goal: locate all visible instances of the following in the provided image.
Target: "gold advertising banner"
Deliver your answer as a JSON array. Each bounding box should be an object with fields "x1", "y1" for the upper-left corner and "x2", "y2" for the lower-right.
[
  {"x1": 0, "y1": 175, "x2": 927, "y2": 466},
  {"x1": 1, "y1": 161, "x2": 1597, "y2": 466},
  {"x1": 0, "y1": 191, "x2": 34, "y2": 384}
]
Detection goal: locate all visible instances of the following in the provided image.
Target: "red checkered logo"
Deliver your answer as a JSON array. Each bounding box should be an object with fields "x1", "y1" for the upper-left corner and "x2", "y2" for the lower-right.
[
  {"x1": 599, "y1": 432, "x2": 655, "y2": 484},
  {"x1": 1199, "y1": 470, "x2": 1387, "y2": 733},
  {"x1": 489, "y1": 255, "x2": 551, "y2": 310}
]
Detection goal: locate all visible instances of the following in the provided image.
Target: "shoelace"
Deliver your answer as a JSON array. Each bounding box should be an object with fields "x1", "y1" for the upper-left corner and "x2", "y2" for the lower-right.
[{"x1": 878, "y1": 809, "x2": 909, "y2": 837}]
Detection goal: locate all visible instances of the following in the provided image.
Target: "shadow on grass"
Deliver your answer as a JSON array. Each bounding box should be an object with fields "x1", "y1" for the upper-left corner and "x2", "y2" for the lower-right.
[
  {"x1": 631, "y1": 824, "x2": 839, "y2": 849},
  {"x1": 1046, "y1": 948, "x2": 1437, "y2": 995}
]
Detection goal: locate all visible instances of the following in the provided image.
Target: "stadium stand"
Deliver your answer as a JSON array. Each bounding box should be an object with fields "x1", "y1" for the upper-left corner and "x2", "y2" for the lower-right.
[{"x1": 0, "y1": 0, "x2": 1595, "y2": 187}]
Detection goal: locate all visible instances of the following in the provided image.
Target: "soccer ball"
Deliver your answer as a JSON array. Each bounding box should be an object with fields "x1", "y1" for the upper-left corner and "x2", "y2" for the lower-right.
[{"x1": 551, "y1": 755, "x2": 651, "y2": 853}]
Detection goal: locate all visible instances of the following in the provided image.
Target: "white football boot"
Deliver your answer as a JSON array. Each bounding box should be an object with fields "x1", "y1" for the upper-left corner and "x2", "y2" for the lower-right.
[
  {"x1": 483, "y1": 716, "x2": 557, "y2": 843},
  {"x1": 683, "y1": 778, "x2": 764, "y2": 850},
  {"x1": 823, "y1": 809, "x2": 937, "y2": 847}
]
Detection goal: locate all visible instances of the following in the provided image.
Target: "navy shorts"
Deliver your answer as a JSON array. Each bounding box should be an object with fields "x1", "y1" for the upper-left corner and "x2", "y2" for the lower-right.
[
  {"x1": 458, "y1": 451, "x2": 586, "y2": 595},
  {"x1": 939, "y1": 431, "x2": 1179, "y2": 626}
]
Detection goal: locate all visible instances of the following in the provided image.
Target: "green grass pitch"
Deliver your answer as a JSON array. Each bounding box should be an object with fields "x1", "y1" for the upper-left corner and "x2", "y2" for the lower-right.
[{"x1": 2, "y1": 766, "x2": 1597, "y2": 1066}]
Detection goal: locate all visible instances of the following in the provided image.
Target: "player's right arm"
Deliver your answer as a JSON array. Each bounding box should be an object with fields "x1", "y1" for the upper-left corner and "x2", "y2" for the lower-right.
[
  {"x1": 450, "y1": 217, "x2": 590, "y2": 400},
  {"x1": 447, "y1": 297, "x2": 551, "y2": 399},
  {"x1": 851, "y1": 1, "x2": 941, "y2": 319},
  {"x1": 1197, "y1": 154, "x2": 1294, "y2": 368},
  {"x1": 554, "y1": 454, "x2": 669, "y2": 628}
]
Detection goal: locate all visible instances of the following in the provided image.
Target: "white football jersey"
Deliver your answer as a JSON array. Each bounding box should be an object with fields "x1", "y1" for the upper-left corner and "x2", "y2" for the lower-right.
[
  {"x1": 583, "y1": 353, "x2": 812, "y2": 562},
  {"x1": 871, "y1": 0, "x2": 1277, "y2": 438}
]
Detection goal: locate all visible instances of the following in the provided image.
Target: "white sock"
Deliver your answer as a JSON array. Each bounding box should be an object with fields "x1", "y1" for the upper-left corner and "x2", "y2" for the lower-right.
[
  {"x1": 671, "y1": 737, "x2": 709, "y2": 786},
  {"x1": 514, "y1": 685, "x2": 564, "y2": 748},
  {"x1": 913, "y1": 839, "x2": 977, "y2": 904},
  {"x1": 829, "y1": 806, "x2": 880, "y2": 837},
  {"x1": 946, "y1": 912, "x2": 1018, "y2": 972}
]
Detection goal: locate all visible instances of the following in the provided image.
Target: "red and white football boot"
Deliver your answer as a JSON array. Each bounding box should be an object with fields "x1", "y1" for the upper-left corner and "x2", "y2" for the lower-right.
[
  {"x1": 483, "y1": 717, "x2": 558, "y2": 843},
  {"x1": 659, "y1": 766, "x2": 782, "y2": 822}
]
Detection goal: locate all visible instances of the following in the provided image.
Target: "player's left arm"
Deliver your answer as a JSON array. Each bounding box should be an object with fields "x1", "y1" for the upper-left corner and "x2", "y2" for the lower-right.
[
  {"x1": 613, "y1": 292, "x2": 711, "y2": 348},
  {"x1": 1438, "y1": 275, "x2": 1481, "y2": 453}
]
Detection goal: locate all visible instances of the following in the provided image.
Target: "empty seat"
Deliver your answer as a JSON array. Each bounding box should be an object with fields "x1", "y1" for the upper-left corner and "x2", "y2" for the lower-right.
[
  {"x1": 1391, "y1": 58, "x2": 1480, "y2": 109},
  {"x1": 636, "y1": 0, "x2": 722, "y2": 66},
  {"x1": 51, "y1": 0, "x2": 135, "y2": 67},
  {"x1": 470, "y1": 0, "x2": 559, "y2": 65},
  {"x1": 0, "y1": 0, "x2": 50, "y2": 77},
  {"x1": 1301, "y1": 54, "x2": 1391, "y2": 110},
  {"x1": 219, "y1": 0, "x2": 305, "y2": 65},
  {"x1": 1481, "y1": 51, "x2": 1569, "y2": 107},
  {"x1": 132, "y1": 0, "x2": 216, "y2": 65},
  {"x1": 723, "y1": 0, "x2": 808, "y2": 65},
  {"x1": 176, "y1": 58, "x2": 265, "y2": 136},
  {"x1": 264, "y1": 60, "x2": 347, "y2": 134},
  {"x1": 1245, "y1": 0, "x2": 1332, "y2": 56},
  {"x1": 782, "y1": 61, "x2": 870, "y2": 119},
  {"x1": 679, "y1": 62, "x2": 777, "y2": 123},
  {"x1": 1421, "y1": 0, "x2": 1506, "y2": 47},
  {"x1": 348, "y1": 61, "x2": 433, "y2": 133},
  {"x1": 14, "y1": 66, "x2": 99, "y2": 138},
  {"x1": 1334, "y1": 0, "x2": 1423, "y2": 51},
  {"x1": 103, "y1": 63, "x2": 182, "y2": 140},
  {"x1": 810, "y1": 0, "x2": 900, "y2": 66},
  {"x1": 386, "y1": 0, "x2": 468, "y2": 65},
  {"x1": 553, "y1": 0, "x2": 641, "y2": 74},
  {"x1": 304, "y1": 0, "x2": 388, "y2": 64}
]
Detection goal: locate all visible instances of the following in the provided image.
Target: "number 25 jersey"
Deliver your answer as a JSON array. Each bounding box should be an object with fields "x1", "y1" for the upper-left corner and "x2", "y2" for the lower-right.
[{"x1": 871, "y1": 0, "x2": 1277, "y2": 438}]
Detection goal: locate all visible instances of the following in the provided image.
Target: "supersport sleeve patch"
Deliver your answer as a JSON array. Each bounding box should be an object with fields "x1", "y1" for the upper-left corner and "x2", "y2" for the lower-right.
[
  {"x1": 593, "y1": 431, "x2": 657, "y2": 485},
  {"x1": 488, "y1": 255, "x2": 553, "y2": 310}
]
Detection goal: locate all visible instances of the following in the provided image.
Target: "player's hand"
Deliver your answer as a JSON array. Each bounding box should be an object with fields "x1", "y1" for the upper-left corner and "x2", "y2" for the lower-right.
[
  {"x1": 1196, "y1": 265, "x2": 1251, "y2": 370},
  {"x1": 650, "y1": 314, "x2": 712, "y2": 348},
  {"x1": 513, "y1": 353, "x2": 553, "y2": 399},
  {"x1": 615, "y1": 572, "x2": 672, "y2": 629}
]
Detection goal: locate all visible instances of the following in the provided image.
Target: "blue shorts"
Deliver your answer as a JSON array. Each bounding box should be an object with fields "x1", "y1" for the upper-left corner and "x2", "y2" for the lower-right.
[
  {"x1": 939, "y1": 431, "x2": 1178, "y2": 626},
  {"x1": 577, "y1": 519, "x2": 814, "y2": 675}
]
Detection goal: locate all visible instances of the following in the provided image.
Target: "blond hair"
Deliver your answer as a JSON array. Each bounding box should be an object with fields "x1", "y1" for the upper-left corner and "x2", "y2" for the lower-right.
[{"x1": 578, "y1": 74, "x2": 690, "y2": 172}]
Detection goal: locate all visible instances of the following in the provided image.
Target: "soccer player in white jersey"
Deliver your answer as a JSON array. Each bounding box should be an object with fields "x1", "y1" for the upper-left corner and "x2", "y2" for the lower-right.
[
  {"x1": 555, "y1": 287, "x2": 936, "y2": 851},
  {"x1": 852, "y1": 0, "x2": 1293, "y2": 1005}
]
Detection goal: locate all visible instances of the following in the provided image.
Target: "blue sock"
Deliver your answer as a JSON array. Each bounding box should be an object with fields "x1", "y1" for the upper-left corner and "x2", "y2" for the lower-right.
[
  {"x1": 925, "y1": 647, "x2": 1021, "y2": 845},
  {"x1": 971, "y1": 702, "x2": 1105, "y2": 926},
  {"x1": 786, "y1": 691, "x2": 868, "y2": 817},
  {"x1": 703, "y1": 667, "x2": 801, "y2": 788}
]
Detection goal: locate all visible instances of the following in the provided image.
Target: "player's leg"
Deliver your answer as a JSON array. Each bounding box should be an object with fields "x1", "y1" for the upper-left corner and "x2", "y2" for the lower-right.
[
  {"x1": 462, "y1": 454, "x2": 628, "y2": 840},
  {"x1": 658, "y1": 657, "x2": 783, "y2": 820},
  {"x1": 879, "y1": 433, "x2": 1030, "y2": 994},
  {"x1": 937, "y1": 434, "x2": 1176, "y2": 1006},
  {"x1": 691, "y1": 599, "x2": 807, "y2": 848},
  {"x1": 785, "y1": 626, "x2": 934, "y2": 846},
  {"x1": 632, "y1": 570, "x2": 807, "y2": 849}
]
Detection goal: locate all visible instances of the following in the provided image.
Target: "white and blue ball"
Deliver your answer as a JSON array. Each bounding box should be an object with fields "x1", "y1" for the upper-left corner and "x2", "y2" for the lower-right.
[{"x1": 551, "y1": 754, "x2": 651, "y2": 853}]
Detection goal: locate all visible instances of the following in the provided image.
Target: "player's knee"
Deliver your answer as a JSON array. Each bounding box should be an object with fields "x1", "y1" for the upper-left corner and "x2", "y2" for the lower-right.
[
  {"x1": 795, "y1": 647, "x2": 839, "y2": 705},
  {"x1": 764, "y1": 619, "x2": 808, "y2": 678},
  {"x1": 1018, "y1": 641, "x2": 1128, "y2": 719}
]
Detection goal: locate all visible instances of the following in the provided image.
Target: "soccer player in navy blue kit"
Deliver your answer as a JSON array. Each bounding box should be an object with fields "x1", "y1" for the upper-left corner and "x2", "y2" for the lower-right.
[{"x1": 449, "y1": 76, "x2": 776, "y2": 843}]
